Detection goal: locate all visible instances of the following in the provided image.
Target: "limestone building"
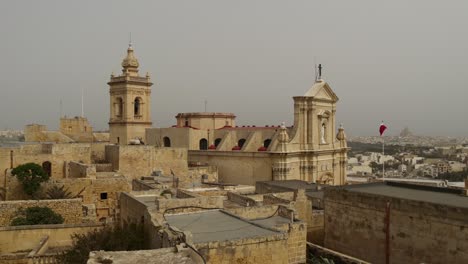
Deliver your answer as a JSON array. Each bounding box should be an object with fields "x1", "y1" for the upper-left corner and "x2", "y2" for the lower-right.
[
  {"x1": 147, "y1": 79, "x2": 348, "y2": 185},
  {"x1": 108, "y1": 44, "x2": 153, "y2": 145},
  {"x1": 24, "y1": 116, "x2": 109, "y2": 143}
]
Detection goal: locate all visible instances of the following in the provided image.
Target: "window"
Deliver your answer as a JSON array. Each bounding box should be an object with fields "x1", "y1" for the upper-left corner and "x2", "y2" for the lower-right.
[
  {"x1": 263, "y1": 139, "x2": 272, "y2": 148},
  {"x1": 214, "y1": 138, "x2": 222, "y2": 147},
  {"x1": 199, "y1": 138, "x2": 208, "y2": 150},
  {"x1": 100, "y1": 192, "x2": 108, "y2": 200},
  {"x1": 42, "y1": 161, "x2": 52, "y2": 176},
  {"x1": 163, "y1": 137, "x2": 171, "y2": 147},
  {"x1": 238, "y1": 138, "x2": 246, "y2": 148}
]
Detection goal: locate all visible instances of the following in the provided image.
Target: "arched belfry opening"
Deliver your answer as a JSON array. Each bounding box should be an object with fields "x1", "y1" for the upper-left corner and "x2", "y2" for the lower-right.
[
  {"x1": 134, "y1": 97, "x2": 142, "y2": 116},
  {"x1": 199, "y1": 138, "x2": 208, "y2": 150},
  {"x1": 115, "y1": 97, "x2": 123, "y2": 118}
]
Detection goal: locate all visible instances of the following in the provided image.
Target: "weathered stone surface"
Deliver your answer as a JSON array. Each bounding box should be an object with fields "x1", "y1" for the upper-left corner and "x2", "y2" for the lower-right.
[{"x1": 0, "y1": 199, "x2": 83, "y2": 226}]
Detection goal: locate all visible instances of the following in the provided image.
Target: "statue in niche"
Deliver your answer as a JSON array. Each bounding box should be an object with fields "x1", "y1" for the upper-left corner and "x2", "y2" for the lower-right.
[{"x1": 321, "y1": 122, "x2": 327, "y2": 144}]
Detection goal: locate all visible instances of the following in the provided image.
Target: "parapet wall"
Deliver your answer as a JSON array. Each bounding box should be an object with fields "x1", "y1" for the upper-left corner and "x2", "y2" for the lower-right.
[
  {"x1": 0, "y1": 198, "x2": 83, "y2": 227},
  {"x1": 68, "y1": 161, "x2": 96, "y2": 178},
  {"x1": 227, "y1": 192, "x2": 259, "y2": 207},
  {"x1": 155, "y1": 196, "x2": 225, "y2": 214},
  {"x1": 324, "y1": 188, "x2": 468, "y2": 264},
  {"x1": 0, "y1": 223, "x2": 103, "y2": 253}
]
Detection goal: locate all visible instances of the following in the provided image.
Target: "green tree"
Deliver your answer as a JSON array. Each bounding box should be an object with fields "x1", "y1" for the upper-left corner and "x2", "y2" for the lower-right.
[
  {"x1": 11, "y1": 163, "x2": 49, "y2": 196},
  {"x1": 11, "y1": 206, "x2": 64, "y2": 226},
  {"x1": 45, "y1": 185, "x2": 74, "y2": 199},
  {"x1": 58, "y1": 224, "x2": 145, "y2": 264}
]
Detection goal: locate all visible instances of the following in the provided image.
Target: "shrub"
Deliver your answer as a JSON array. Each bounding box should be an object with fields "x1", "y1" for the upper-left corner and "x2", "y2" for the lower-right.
[
  {"x1": 58, "y1": 224, "x2": 145, "y2": 264},
  {"x1": 11, "y1": 163, "x2": 49, "y2": 196},
  {"x1": 11, "y1": 206, "x2": 64, "y2": 226},
  {"x1": 45, "y1": 185, "x2": 74, "y2": 199}
]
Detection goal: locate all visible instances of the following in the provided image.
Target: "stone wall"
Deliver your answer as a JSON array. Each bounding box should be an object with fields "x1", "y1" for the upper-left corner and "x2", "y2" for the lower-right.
[
  {"x1": 324, "y1": 188, "x2": 468, "y2": 264},
  {"x1": 119, "y1": 192, "x2": 152, "y2": 227},
  {"x1": 0, "y1": 223, "x2": 103, "y2": 253},
  {"x1": 188, "y1": 165, "x2": 218, "y2": 184},
  {"x1": 105, "y1": 145, "x2": 189, "y2": 182},
  {"x1": 68, "y1": 161, "x2": 96, "y2": 178},
  {"x1": 44, "y1": 177, "x2": 130, "y2": 223},
  {"x1": 155, "y1": 196, "x2": 225, "y2": 214},
  {"x1": 195, "y1": 234, "x2": 290, "y2": 264},
  {"x1": 286, "y1": 222, "x2": 307, "y2": 264},
  {"x1": 224, "y1": 205, "x2": 279, "y2": 220},
  {"x1": 227, "y1": 192, "x2": 258, "y2": 207},
  {"x1": 0, "y1": 199, "x2": 83, "y2": 226},
  {"x1": 0, "y1": 143, "x2": 93, "y2": 186},
  {"x1": 263, "y1": 194, "x2": 292, "y2": 205},
  {"x1": 189, "y1": 151, "x2": 274, "y2": 185}
]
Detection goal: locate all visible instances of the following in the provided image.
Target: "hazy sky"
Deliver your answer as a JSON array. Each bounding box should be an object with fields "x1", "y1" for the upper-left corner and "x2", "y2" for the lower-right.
[{"x1": 1, "y1": 1, "x2": 467, "y2": 136}]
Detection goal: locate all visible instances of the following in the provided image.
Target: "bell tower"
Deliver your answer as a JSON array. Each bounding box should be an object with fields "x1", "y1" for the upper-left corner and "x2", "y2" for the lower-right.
[{"x1": 108, "y1": 43, "x2": 153, "y2": 144}]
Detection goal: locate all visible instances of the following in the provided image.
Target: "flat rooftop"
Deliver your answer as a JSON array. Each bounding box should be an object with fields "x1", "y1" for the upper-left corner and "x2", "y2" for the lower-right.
[
  {"x1": 165, "y1": 210, "x2": 280, "y2": 243},
  {"x1": 342, "y1": 182, "x2": 468, "y2": 209}
]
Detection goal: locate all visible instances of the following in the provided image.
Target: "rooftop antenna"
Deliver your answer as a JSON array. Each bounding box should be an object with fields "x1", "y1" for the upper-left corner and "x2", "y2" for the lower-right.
[
  {"x1": 204, "y1": 99, "x2": 207, "y2": 112},
  {"x1": 81, "y1": 87, "x2": 84, "y2": 117}
]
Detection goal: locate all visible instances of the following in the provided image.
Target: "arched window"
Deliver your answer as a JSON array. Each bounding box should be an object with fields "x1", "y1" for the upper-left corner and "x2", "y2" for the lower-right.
[
  {"x1": 163, "y1": 137, "x2": 171, "y2": 147},
  {"x1": 116, "y1": 98, "x2": 123, "y2": 118},
  {"x1": 238, "y1": 138, "x2": 246, "y2": 148},
  {"x1": 214, "y1": 138, "x2": 222, "y2": 147},
  {"x1": 263, "y1": 139, "x2": 272, "y2": 148},
  {"x1": 42, "y1": 161, "x2": 52, "y2": 176},
  {"x1": 134, "y1": 97, "x2": 142, "y2": 116},
  {"x1": 199, "y1": 138, "x2": 208, "y2": 150}
]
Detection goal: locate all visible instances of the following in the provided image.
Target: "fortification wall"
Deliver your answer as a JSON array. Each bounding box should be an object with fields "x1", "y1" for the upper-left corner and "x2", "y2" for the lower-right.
[{"x1": 324, "y1": 188, "x2": 468, "y2": 264}]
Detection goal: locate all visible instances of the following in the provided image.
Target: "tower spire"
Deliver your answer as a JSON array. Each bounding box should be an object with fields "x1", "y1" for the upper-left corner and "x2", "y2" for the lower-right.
[{"x1": 129, "y1": 32, "x2": 132, "y2": 48}]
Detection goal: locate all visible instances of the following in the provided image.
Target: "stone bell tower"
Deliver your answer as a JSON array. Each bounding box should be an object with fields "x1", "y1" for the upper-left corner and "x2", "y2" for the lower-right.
[{"x1": 108, "y1": 43, "x2": 153, "y2": 144}]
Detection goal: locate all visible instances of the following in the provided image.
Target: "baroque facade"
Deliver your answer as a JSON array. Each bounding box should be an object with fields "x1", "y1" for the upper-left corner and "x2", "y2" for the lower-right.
[{"x1": 147, "y1": 78, "x2": 348, "y2": 185}]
